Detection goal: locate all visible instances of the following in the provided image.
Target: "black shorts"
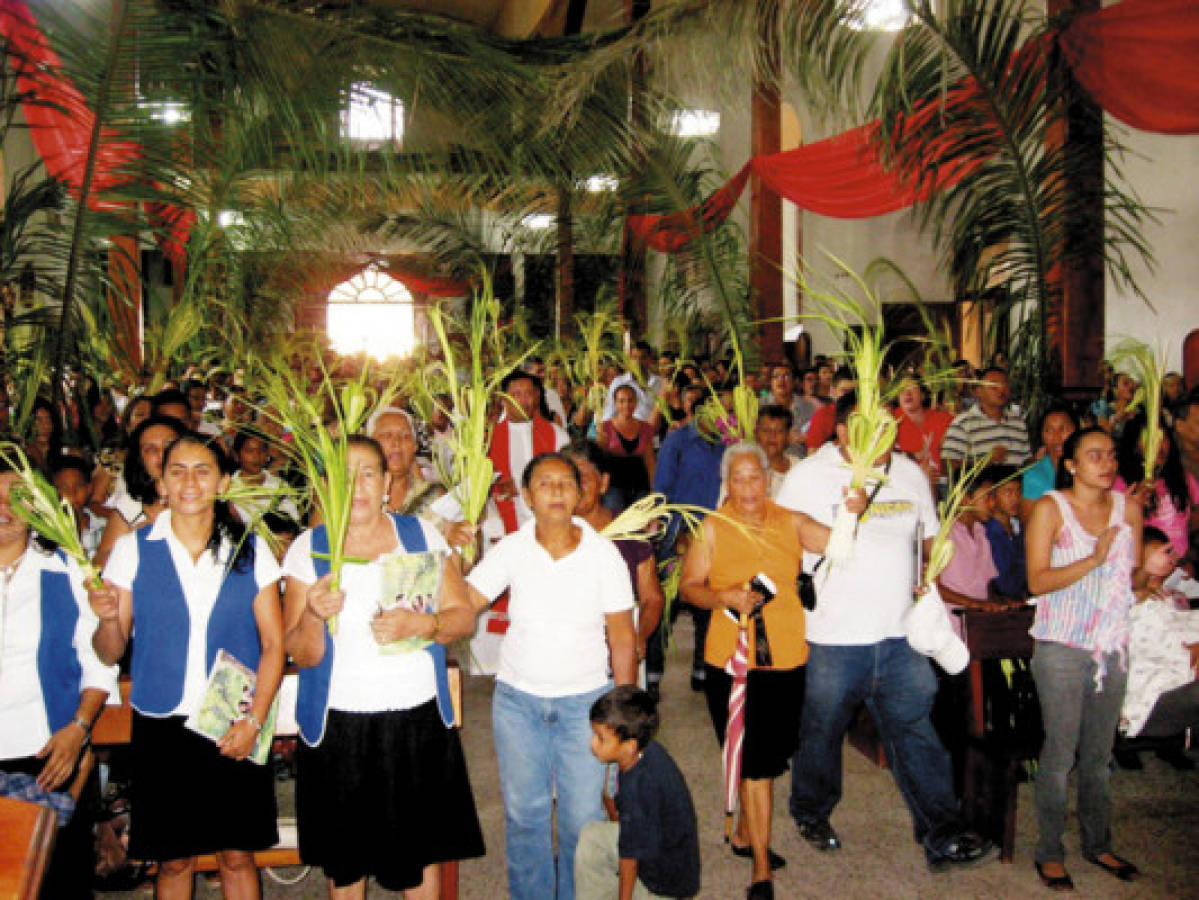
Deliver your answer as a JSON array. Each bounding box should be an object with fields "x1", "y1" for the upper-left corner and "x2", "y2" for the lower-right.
[
  {"x1": 704, "y1": 664, "x2": 806, "y2": 780},
  {"x1": 296, "y1": 700, "x2": 485, "y2": 891}
]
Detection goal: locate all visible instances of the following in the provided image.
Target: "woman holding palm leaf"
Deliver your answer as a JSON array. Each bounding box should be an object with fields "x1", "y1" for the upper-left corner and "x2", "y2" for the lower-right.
[
  {"x1": 89, "y1": 435, "x2": 284, "y2": 899},
  {"x1": 281, "y1": 435, "x2": 484, "y2": 899}
]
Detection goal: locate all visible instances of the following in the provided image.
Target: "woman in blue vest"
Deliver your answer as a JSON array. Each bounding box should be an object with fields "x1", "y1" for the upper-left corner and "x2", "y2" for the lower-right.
[
  {"x1": 281, "y1": 435, "x2": 484, "y2": 899},
  {"x1": 90, "y1": 434, "x2": 284, "y2": 899},
  {"x1": 0, "y1": 461, "x2": 118, "y2": 897}
]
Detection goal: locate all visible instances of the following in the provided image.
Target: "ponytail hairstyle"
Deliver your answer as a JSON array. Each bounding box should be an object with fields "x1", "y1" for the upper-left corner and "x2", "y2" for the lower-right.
[
  {"x1": 1055, "y1": 426, "x2": 1109, "y2": 491},
  {"x1": 162, "y1": 434, "x2": 254, "y2": 573}
]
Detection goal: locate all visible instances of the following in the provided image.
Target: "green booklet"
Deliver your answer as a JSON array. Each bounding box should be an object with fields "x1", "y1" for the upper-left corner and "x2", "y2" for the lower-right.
[
  {"x1": 184, "y1": 649, "x2": 278, "y2": 765},
  {"x1": 378, "y1": 550, "x2": 446, "y2": 655}
]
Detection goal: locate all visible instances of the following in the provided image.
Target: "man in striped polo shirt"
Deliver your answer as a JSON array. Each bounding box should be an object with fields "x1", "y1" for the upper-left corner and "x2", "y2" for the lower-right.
[{"x1": 941, "y1": 367, "x2": 1031, "y2": 468}]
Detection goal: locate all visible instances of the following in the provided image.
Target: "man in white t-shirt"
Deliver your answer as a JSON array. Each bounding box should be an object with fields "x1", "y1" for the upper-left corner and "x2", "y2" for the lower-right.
[{"x1": 775, "y1": 391, "x2": 996, "y2": 873}]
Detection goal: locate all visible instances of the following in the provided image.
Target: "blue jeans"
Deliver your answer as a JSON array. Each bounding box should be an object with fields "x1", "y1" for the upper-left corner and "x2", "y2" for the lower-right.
[
  {"x1": 788, "y1": 639, "x2": 964, "y2": 860},
  {"x1": 493, "y1": 681, "x2": 609, "y2": 900}
]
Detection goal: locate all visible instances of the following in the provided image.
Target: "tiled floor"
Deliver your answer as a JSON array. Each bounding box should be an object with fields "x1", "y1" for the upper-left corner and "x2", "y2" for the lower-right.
[{"x1": 107, "y1": 617, "x2": 1197, "y2": 898}]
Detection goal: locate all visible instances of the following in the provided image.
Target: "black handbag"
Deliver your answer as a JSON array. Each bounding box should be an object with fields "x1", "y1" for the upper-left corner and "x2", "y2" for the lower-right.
[{"x1": 798, "y1": 558, "x2": 823, "y2": 611}]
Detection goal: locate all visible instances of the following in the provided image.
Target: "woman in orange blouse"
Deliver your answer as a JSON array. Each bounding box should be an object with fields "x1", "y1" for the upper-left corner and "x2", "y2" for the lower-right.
[{"x1": 680, "y1": 443, "x2": 863, "y2": 899}]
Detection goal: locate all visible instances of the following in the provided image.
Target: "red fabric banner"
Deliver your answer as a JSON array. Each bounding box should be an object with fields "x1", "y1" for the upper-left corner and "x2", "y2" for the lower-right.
[
  {"x1": 628, "y1": 0, "x2": 1199, "y2": 252},
  {"x1": 1058, "y1": 0, "x2": 1199, "y2": 135},
  {"x1": 1, "y1": 2, "x2": 140, "y2": 202}
]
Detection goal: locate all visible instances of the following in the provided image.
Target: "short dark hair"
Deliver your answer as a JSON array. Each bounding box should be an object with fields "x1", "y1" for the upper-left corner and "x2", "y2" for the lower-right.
[
  {"x1": 757, "y1": 403, "x2": 794, "y2": 431},
  {"x1": 50, "y1": 455, "x2": 93, "y2": 481},
  {"x1": 153, "y1": 388, "x2": 190, "y2": 415},
  {"x1": 979, "y1": 365, "x2": 1008, "y2": 381},
  {"x1": 521, "y1": 451, "x2": 581, "y2": 490},
  {"x1": 500, "y1": 369, "x2": 540, "y2": 395},
  {"x1": 1142, "y1": 524, "x2": 1170, "y2": 548},
  {"x1": 980, "y1": 464, "x2": 1018, "y2": 489},
  {"x1": 563, "y1": 440, "x2": 611, "y2": 476},
  {"x1": 590, "y1": 685, "x2": 659, "y2": 749},
  {"x1": 232, "y1": 427, "x2": 271, "y2": 457},
  {"x1": 834, "y1": 389, "x2": 858, "y2": 428},
  {"x1": 633, "y1": 339, "x2": 656, "y2": 357},
  {"x1": 346, "y1": 434, "x2": 387, "y2": 471},
  {"x1": 1173, "y1": 387, "x2": 1199, "y2": 424}
]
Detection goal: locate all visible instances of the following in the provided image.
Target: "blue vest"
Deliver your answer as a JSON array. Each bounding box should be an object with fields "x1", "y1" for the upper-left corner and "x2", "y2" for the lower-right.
[
  {"x1": 129, "y1": 529, "x2": 262, "y2": 715},
  {"x1": 37, "y1": 554, "x2": 85, "y2": 733},
  {"x1": 296, "y1": 514, "x2": 455, "y2": 745}
]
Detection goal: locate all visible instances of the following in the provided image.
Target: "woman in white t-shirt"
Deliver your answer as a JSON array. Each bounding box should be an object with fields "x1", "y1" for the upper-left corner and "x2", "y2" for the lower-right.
[
  {"x1": 465, "y1": 451, "x2": 637, "y2": 900},
  {"x1": 281, "y1": 436, "x2": 484, "y2": 898},
  {"x1": 90, "y1": 435, "x2": 284, "y2": 898}
]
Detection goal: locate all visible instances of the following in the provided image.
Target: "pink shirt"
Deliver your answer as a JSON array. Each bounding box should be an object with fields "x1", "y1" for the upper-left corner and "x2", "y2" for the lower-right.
[
  {"x1": 1113, "y1": 474, "x2": 1197, "y2": 557},
  {"x1": 939, "y1": 520, "x2": 999, "y2": 601}
]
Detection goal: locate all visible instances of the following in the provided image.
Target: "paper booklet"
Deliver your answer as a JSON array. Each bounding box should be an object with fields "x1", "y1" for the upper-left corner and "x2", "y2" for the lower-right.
[
  {"x1": 378, "y1": 549, "x2": 446, "y2": 654},
  {"x1": 185, "y1": 649, "x2": 278, "y2": 765}
]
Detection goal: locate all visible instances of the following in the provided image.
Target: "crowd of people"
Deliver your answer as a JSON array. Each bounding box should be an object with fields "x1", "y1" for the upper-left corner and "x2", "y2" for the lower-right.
[{"x1": 0, "y1": 343, "x2": 1196, "y2": 900}]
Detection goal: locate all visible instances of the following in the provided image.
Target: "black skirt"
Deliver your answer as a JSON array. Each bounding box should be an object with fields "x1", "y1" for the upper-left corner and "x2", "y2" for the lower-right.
[
  {"x1": 128, "y1": 712, "x2": 278, "y2": 861},
  {"x1": 296, "y1": 700, "x2": 486, "y2": 891},
  {"x1": 704, "y1": 664, "x2": 806, "y2": 780}
]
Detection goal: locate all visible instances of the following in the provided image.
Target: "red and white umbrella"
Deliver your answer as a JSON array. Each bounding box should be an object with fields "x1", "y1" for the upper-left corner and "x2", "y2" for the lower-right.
[{"x1": 722, "y1": 613, "x2": 749, "y2": 840}]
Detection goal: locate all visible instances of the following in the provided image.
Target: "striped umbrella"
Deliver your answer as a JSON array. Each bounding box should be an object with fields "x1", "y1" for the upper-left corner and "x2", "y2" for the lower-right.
[{"x1": 722, "y1": 612, "x2": 750, "y2": 841}]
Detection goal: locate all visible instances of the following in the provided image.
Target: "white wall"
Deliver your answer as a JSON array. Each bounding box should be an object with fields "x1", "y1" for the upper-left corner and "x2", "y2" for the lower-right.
[{"x1": 1104, "y1": 129, "x2": 1199, "y2": 372}]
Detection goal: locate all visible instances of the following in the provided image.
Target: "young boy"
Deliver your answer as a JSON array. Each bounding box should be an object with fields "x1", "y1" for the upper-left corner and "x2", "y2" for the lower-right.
[
  {"x1": 982, "y1": 465, "x2": 1028, "y2": 600},
  {"x1": 937, "y1": 464, "x2": 1002, "y2": 608},
  {"x1": 576, "y1": 686, "x2": 700, "y2": 900},
  {"x1": 50, "y1": 456, "x2": 106, "y2": 557}
]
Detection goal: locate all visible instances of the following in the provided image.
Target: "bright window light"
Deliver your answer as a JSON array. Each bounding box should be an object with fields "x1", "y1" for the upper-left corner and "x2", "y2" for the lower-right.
[
  {"x1": 327, "y1": 268, "x2": 416, "y2": 360},
  {"x1": 848, "y1": 0, "x2": 911, "y2": 31},
  {"x1": 141, "y1": 99, "x2": 190, "y2": 126},
  {"x1": 521, "y1": 213, "x2": 555, "y2": 230},
  {"x1": 668, "y1": 109, "x2": 721, "y2": 137},
  {"x1": 217, "y1": 210, "x2": 244, "y2": 229},
  {"x1": 341, "y1": 82, "x2": 404, "y2": 145},
  {"x1": 580, "y1": 175, "x2": 619, "y2": 193}
]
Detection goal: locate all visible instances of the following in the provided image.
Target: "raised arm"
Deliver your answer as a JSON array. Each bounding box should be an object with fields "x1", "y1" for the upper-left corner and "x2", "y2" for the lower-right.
[{"x1": 1026, "y1": 495, "x2": 1112, "y2": 596}]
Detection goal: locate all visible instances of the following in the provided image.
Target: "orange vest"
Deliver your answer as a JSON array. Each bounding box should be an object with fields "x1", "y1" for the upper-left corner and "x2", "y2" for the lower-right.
[{"x1": 704, "y1": 500, "x2": 808, "y2": 671}]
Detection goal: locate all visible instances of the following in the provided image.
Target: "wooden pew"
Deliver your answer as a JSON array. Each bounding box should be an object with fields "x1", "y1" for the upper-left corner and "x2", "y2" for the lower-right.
[
  {"x1": 956, "y1": 605, "x2": 1038, "y2": 863},
  {"x1": 0, "y1": 796, "x2": 57, "y2": 900},
  {"x1": 93, "y1": 664, "x2": 463, "y2": 898}
]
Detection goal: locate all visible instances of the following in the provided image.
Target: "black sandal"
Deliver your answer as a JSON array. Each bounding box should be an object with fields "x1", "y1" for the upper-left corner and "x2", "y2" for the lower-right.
[
  {"x1": 1035, "y1": 862, "x2": 1074, "y2": 892},
  {"x1": 1083, "y1": 852, "x2": 1139, "y2": 881},
  {"x1": 730, "y1": 841, "x2": 786, "y2": 870}
]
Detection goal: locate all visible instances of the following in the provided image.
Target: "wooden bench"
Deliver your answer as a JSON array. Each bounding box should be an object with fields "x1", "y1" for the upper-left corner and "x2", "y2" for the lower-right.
[
  {"x1": 956, "y1": 605, "x2": 1039, "y2": 863},
  {"x1": 0, "y1": 796, "x2": 57, "y2": 899},
  {"x1": 0, "y1": 741, "x2": 97, "y2": 898},
  {"x1": 94, "y1": 665, "x2": 463, "y2": 897}
]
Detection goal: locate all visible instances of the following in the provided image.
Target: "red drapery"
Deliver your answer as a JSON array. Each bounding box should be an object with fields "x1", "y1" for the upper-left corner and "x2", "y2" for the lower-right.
[
  {"x1": 628, "y1": 0, "x2": 1199, "y2": 251},
  {"x1": 1058, "y1": 0, "x2": 1199, "y2": 135},
  {"x1": 5, "y1": 0, "x2": 1198, "y2": 261}
]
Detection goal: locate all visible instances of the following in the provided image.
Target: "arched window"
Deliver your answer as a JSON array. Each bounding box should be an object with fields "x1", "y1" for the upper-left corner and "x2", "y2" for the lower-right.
[{"x1": 327, "y1": 267, "x2": 416, "y2": 360}]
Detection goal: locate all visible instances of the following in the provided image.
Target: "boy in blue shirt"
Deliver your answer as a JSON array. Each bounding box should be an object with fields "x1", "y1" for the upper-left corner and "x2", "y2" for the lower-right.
[{"x1": 575, "y1": 686, "x2": 700, "y2": 900}]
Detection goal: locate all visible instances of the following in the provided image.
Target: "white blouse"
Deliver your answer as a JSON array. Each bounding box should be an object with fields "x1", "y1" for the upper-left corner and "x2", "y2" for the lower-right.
[
  {"x1": 282, "y1": 518, "x2": 449, "y2": 713},
  {"x1": 104, "y1": 511, "x2": 281, "y2": 717}
]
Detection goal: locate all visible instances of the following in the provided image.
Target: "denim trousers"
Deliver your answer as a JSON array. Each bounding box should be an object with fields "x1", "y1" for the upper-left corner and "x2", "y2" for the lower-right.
[
  {"x1": 788, "y1": 638, "x2": 964, "y2": 860},
  {"x1": 1030, "y1": 641, "x2": 1127, "y2": 864},
  {"x1": 493, "y1": 680, "x2": 609, "y2": 900}
]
